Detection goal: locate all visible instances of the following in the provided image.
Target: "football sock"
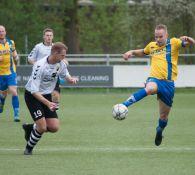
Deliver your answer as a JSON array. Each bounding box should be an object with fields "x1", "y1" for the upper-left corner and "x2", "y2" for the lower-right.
[
  {"x1": 0, "y1": 94, "x2": 6, "y2": 113},
  {"x1": 123, "y1": 89, "x2": 147, "y2": 107},
  {"x1": 12, "y1": 95, "x2": 19, "y2": 118},
  {"x1": 26, "y1": 128, "x2": 42, "y2": 151},
  {"x1": 156, "y1": 118, "x2": 168, "y2": 135}
]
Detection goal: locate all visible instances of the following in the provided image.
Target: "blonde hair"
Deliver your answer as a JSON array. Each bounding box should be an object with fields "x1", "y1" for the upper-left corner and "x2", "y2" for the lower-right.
[
  {"x1": 51, "y1": 42, "x2": 68, "y2": 54},
  {"x1": 155, "y1": 24, "x2": 167, "y2": 33}
]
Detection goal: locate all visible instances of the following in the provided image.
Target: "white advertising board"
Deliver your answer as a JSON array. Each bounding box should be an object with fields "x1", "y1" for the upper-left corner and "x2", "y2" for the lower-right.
[{"x1": 114, "y1": 65, "x2": 195, "y2": 87}]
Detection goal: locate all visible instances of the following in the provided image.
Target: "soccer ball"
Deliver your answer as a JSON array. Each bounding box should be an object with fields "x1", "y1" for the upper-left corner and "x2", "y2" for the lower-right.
[{"x1": 112, "y1": 104, "x2": 128, "y2": 120}]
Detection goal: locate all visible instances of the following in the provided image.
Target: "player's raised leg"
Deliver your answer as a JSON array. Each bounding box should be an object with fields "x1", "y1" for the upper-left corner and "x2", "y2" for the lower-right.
[
  {"x1": 122, "y1": 88, "x2": 147, "y2": 107},
  {"x1": 123, "y1": 81, "x2": 157, "y2": 107}
]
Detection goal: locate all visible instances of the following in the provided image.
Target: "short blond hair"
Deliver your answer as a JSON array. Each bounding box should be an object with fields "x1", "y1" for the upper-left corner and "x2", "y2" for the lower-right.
[
  {"x1": 51, "y1": 42, "x2": 68, "y2": 54},
  {"x1": 155, "y1": 24, "x2": 167, "y2": 33}
]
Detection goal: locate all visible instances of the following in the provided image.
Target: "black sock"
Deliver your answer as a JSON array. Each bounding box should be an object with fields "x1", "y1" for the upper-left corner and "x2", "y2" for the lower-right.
[{"x1": 26, "y1": 128, "x2": 42, "y2": 151}]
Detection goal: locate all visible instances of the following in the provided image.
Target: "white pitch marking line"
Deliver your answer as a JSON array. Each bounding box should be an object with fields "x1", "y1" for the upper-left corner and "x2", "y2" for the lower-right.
[{"x1": 0, "y1": 147, "x2": 195, "y2": 152}]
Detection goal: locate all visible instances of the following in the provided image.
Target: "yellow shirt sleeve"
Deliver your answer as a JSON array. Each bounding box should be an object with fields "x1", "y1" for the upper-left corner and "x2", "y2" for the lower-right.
[
  {"x1": 171, "y1": 38, "x2": 182, "y2": 49},
  {"x1": 144, "y1": 43, "x2": 151, "y2": 55}
]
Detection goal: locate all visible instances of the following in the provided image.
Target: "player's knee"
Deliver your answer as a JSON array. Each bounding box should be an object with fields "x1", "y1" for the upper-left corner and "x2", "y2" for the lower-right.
[
  {"x1": 160, "y1": 113, "x2": 168, "y2": 120},
  {"x1": 9, "y1": 89, "x2": 18, "y2": 96},
  {"x1": 47, "y1": 125, "x2": 59, "y2": 133},
  {"x1": 145, "y1": 86, "x2": 155, "y2": 95},
  {"x1": 145, "y1": 82, "x2": 157, "y2": 95},
  {"x1": 146, "y1": 85, "x2": 157, "y2": 95}
]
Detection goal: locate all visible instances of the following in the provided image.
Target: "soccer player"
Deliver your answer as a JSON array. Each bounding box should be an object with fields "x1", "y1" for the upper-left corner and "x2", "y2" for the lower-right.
[
  {"x1": 0, "y1": 25, "x2": 20, "y2": 122},
  {"x1": 28, "y1": 28, "x2": 54, "y2": 64},
  {"x1": 23, "y1": 42, "x2": 78, "y2": 155},
  {"x1": 122, "y1": 24, "x2": 195, "y2": 146},
  {"x1": 28, "y1": 28, "x2": 66, "y2": 110}
]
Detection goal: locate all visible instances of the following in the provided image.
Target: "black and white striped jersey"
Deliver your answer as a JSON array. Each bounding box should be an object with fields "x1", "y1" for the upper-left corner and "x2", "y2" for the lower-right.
[{"x1": 25, "y1": 56, "x2": 70, "y2": 94}]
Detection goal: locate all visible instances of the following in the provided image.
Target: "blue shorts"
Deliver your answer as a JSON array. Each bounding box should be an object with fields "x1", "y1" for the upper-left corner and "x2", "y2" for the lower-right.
[
  {"x1": 0, "y1": 73, "x2": 17, "y2": 91},
  {"x1": 146, "y1": 77, "x2": 175, "y2": 107}
]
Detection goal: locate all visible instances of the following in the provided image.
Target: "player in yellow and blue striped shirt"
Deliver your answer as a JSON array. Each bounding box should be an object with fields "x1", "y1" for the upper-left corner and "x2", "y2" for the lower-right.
[
  {"x1": 0, "y1": 25, "x2": 20, "y2": 122},
  {"x1": 122, "y1": 24, "x2": 195, "y2": 146}
]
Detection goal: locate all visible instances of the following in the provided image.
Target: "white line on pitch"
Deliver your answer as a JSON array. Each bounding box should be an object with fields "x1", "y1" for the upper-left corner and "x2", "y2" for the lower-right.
[{"x1": 0, "y1": 147, "x2": 195, "y2": 152}]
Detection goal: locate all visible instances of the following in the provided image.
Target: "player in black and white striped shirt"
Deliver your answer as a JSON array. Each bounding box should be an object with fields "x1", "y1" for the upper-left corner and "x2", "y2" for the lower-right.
[
  {"x1": 28, "y1": 28, "x2": 66, "y2": 110},
  {"x1": 23, "y1": 42, "x2": 78, "y2": 155}
]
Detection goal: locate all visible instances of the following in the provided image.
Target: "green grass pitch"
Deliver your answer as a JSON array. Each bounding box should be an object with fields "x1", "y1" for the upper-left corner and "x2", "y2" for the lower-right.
[{"x1": 0, "y1": 89, "x2": 195, "y2": 175}]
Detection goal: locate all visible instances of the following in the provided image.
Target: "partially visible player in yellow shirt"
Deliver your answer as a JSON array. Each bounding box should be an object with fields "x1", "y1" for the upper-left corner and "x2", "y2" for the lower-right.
[
  {"x1": 0, "y1": 25, "x2": 20, "y2": 122},
  {"x1": 121, "y1": 24, "x2": 195, "y2": 146}
]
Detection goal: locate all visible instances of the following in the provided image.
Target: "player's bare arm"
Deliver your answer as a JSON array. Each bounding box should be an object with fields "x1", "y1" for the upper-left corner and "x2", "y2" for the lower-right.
[
  {"x1": 13, "y1": 50, "x2": 19, "y2": 65},
  {"x1": 123, "y1": 49, "x2": 145, "y2": 60},
  {"x1": 180, "y1": 36, "x2": 195, "y2": 46}
]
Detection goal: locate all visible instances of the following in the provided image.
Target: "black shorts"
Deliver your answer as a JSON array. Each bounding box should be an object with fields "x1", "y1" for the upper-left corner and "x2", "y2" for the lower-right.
[
  {"x1": 54, "y1": 77, "x2": 60, "y2": 93},
  {"x1": 24, "y1": 90, "x2": 58, "y2": 121}
]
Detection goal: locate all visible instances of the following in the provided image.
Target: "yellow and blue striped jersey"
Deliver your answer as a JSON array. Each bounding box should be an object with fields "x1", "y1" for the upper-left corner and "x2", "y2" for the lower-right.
[
  {"x1": 0, "y1": 38, "x2": 16, "y2": 75},
  {"x1": 144, "y1": 38, "x2": 183, "y2": 81}
]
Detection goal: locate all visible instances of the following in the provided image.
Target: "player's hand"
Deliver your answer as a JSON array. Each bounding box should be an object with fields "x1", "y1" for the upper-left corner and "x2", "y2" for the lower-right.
[
  {"x1": 48, "y1": 102, "x2": 58, "y2": 111},
  {"x1": 123, "y1": 51, "x2": 133, "y2": 60},
  {"x1": 180, "y1": 36, "x2": 195, "y2": 45},
  {"x1": 180, "y1": 36, "x2": 188, "y2": 41},
  {"x1": 66, "y1": 76, "x2": 79, "y2": 84}
]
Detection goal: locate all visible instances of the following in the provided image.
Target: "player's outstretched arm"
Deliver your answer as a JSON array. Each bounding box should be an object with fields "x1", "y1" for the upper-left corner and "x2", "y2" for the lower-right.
[
  {"x1": 65, "y1": 75, "x2": 78, "y2": 84},
  {"x1": 180, "y1": 36, "x2": 195, "y2": 46},
  {"x1": 123, "y1": 49, "x2": 145, "y2": 60}
]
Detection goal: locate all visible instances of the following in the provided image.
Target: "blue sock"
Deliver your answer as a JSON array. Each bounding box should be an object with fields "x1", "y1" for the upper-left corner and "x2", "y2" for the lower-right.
[
  {"x1": 12, "y1": 95, "x2": 19, "y2": 118},
  {"x1": 123, "y1": 89, "x2": 147, "y2": 107},
  {"x1": 156, "y1": 118, "x2": 168, "y2": 135}
]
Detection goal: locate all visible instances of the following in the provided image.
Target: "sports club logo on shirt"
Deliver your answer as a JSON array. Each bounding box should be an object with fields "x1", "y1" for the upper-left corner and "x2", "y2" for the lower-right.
[
  {"x1": 43, "y1": 73, "x2": 57, "y2": 82},
  {"x1": 0, "y1": 49, "x2": 10, "y2": 55},
  {"x1": 150, "y1": 48, "x2": 166, "y2": 56}
]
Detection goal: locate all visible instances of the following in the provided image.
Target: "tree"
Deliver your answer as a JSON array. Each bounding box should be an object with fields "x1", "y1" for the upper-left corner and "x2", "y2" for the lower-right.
[
  {"x1": 78, "y1": 1, "x2": 129, "y2": 53},
  {"x1": 0, "y1": 0, "x2": 64, "y2": 55},
  {"x1": 62, "y1": 0, "x2": 80, "y2": 53},
  {"x1": 0, "y1": 0, "x2": 194, "y2": 56}
]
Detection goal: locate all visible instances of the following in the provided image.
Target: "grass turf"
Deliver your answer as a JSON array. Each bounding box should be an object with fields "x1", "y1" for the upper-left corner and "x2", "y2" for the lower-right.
[{"x1": 0, "y1": 89, "x2": 195, "y2": 175}]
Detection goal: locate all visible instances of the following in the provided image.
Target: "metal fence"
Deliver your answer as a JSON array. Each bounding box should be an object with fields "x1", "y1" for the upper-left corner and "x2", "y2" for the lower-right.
[{"x1": 18, "y1": 53, "x2": 195, "y2": 65}]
